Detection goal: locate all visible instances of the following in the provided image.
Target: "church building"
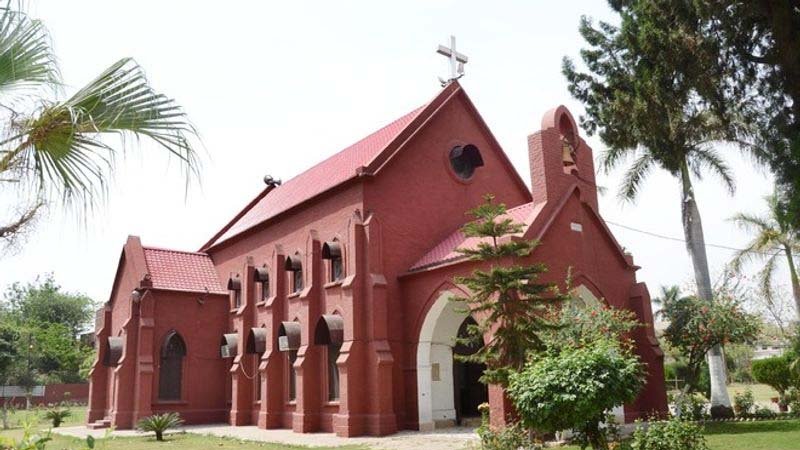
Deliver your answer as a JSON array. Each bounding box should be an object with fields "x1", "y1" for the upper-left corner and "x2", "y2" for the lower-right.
[{"x1": 87, "y1": 80, "x2": 668, "y2": 437}]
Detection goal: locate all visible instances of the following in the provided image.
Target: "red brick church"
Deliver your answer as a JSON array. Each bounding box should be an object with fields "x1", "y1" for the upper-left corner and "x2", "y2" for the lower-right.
[{"x1": 87, "y1": 80, "x2": 667, "y2": 437}]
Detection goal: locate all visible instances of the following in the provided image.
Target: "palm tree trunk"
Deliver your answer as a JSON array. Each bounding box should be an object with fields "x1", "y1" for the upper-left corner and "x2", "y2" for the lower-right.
[
  {"x1": 679, "y1": 162, "x2": 731, "y2": 408},
  {"x1": 783, "y1": 245, "x2": 800, "y2": 321}
]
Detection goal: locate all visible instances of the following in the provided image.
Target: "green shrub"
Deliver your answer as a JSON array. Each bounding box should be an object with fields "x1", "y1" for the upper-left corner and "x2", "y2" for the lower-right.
[
  {"x1": 0, "y1": 417, "x2": 52, "y2": 449},
  {"x1": 672, "y1": 393, "x2": 707, "y2": 421},
  {"x1": 136, "y1": 412, "x2": 183, "y2": 441},
  {"x1": 752, "y1": 355, "x2": 798, "y2": 398},
  {"x1": 753, "y1": 406, "x2": 777, "y2": 419},
  {"x1": 787, "y1": 388, "x2": 800, "y2": 414},
  {"x1": 43, "y1": 407, "x2": 71, "y2": 428},
  {"x1": 628, "y1": 417, "x2": 709, "y2": 450},
  {"x1": 475, "y1": 403, "x2": 535, "y2": 450},
  {"x1": 733, "y1": 389, "x2": 755, "y2": 417},
  {"x1": 508, "y1": 339, "x2": 644, "y2": 450}
]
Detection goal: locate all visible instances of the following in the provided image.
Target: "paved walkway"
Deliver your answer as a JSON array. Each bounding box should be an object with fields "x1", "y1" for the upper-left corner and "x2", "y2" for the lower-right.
[{"x1": 54, "y1": 424, "x2": 479, "y2": 450}]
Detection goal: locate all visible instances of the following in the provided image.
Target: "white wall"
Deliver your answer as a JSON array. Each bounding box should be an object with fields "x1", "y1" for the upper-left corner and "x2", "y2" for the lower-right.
[{"x1": 416, "y1": 291, "x2": 470, "y2": 431}]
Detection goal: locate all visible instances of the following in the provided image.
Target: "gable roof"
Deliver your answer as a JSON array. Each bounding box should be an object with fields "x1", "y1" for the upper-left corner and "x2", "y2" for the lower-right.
[
  {"x1": 409, "y1": 201, "x2": 544, "y2": 271},
  {"x1": 142, "y1": 246, "x2": 226, "y2": 294},
  {"x1": 202, "y1": 105, "x2": 425, "y2": 250},
  {"x1": 407, "y1": 185, "x2": 634, "y2": 274},
  {"x1": 200, "y1": 81, "x2": 531, "y2": 251}
]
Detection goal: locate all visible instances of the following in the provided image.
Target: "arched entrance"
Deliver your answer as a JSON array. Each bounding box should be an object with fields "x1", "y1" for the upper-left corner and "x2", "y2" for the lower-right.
[
  {"x1": 452, "y1": 317, "x2": 488, "y2": 424},
  {"x1": 416, "y1": 291, "x2": 488, "y2": 431}
]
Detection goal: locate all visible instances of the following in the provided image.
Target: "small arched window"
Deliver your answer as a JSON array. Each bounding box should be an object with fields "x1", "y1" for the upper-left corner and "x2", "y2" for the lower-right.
[
  {"x1": 278, "y1": 321, "x2": 301, "y2": 401},
  {"x1": 158, "y1": 331, "x2": 186, "y2": 401},
  {"x1": 248, "y1": 326, "x2": 267, "y2": 404},
  {"x1": 322, "y1": 240, "x2": 343, "y2": 282},
  {"x1": 285, "y1": 253, "x2": 303, "y2": 293},
  {"x1": 228, "y1": 275, "x2": 242, "y2": 309},
  {"x1": 255, "y1": 267, "x2": 270, "y2": 301},
  {"x1": 314, "y1": 314, "x2": 344, "y2": 401}
]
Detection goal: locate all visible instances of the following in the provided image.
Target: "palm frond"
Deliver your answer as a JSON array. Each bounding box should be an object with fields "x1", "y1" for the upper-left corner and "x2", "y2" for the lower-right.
[
  {"x1": 758, "y1": 253, "x2": 780, "y2": 307},
  {"x1": 598, "y1": 145, "x2": 636, "y2": 174},
  {"x1": 6, "y1": 58, "x2": 198, "y2": 206},
  {"x1": 729, "y1": 212, "x2": 772, "y2": 233},
  {"x1": 690, "y1": 147, "x2": 735, "y2": 194},
  {"x1": 617, "y1": 152, "x2": 653, "y2": 202},
  {"x1": 729, "y1": 239, "x2": 767, "y2": 272},
  {"x1": 0, "y1": 3, "x2": 59, "y2": 92}
]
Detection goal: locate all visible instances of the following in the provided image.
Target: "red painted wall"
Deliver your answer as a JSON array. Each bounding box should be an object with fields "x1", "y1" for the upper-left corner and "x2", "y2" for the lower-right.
[
  {"x1": 90, "y1": 85, "x2": 667, "y2": 436},
  {"x1": 363, "y1": 91, "x2": 532, "y2": 427},
  {"x1": 149, "y1": 291, "x2": 230, "y2": 424}
]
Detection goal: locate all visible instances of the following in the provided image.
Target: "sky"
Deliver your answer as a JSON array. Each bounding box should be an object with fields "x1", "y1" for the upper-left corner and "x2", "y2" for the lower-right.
[{"x1": 0, "y1": 1, "x2": 780, "y2": 307}]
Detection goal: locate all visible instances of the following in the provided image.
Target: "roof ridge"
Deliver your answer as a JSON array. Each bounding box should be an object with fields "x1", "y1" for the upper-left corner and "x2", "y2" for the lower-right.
[{"x1": 143, "y1": 245, "x2": 211, "y2": 257}]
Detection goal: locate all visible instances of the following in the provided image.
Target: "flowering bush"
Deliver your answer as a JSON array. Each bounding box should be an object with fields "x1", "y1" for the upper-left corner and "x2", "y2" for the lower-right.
[
  {"x1": 660, "y1": 295, "x2": 760, "y2": 393},
  {"x1": 627, "y1": 417, "x2": 709, "y2": 450},
  {"x1": 733, "y1": 389, "x2": 755, "y2": 417}
]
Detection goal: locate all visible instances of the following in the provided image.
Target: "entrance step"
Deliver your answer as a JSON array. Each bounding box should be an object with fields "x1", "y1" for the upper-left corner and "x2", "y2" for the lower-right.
[
  {"x1": 460, "y1": 417, "x2": 482, "y2": 428},
  {"x1": 88, "y1": 418, "x2": 111, "y2": 429}
]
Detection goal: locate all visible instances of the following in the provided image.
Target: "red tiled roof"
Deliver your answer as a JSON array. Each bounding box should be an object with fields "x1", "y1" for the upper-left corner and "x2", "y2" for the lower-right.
[
  {"x1": 206, "y1": 104, "x2": 428, "y2": 248},
  {"x1": 409, "y1": 202, "x2": 544, "y2": 271},
  {"x1": 143, "y1": 247, "x2": 226, "y2": 294}
]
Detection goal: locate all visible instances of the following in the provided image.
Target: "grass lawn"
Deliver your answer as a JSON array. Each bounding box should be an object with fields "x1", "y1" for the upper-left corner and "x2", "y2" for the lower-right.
[
  {"x1": 561, "y1": 419, "x2": 800, "y2": 450},
  {"x1": 701, "y1": 420, "x2": 800, "y2": 450},
  {"x1": 667, "y1": 383, "x2": 780, "y2": 406},
  {"x1": 3, "y1": 406, "x2": 800, "y2": 450},
  {"x1": 0, "y1": 407, "x2": 365, "y2": 450},
  {"x1": 727, "y1": 383, "x2": 780, "y2": 403}
]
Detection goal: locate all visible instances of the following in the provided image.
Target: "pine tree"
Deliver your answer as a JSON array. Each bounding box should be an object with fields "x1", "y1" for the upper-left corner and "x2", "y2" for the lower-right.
[{"x1": 452, "y1": 195, "x2": 564, "y2": 386}]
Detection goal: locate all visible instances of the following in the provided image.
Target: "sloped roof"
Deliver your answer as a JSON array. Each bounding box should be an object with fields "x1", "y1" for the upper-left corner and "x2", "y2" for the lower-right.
[
  {"x1": 203, "y1": 104, "x2": 427, "y2": 249},
  {"x1": 409, "y1": 202, "x2": 544, "y2": 271},
  {"x1": 200, "y1": 81, "x2": 532, "y2": 251},
  {"x1": 408, "y1": 184, "x2": 635, "y2": 274},
  {"x1": 143, "y1": 247, "x2": 226, "y2": 294}
]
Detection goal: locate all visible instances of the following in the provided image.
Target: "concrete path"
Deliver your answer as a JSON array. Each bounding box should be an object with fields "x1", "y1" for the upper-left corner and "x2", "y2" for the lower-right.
[{"x1": 53, "y1": 424, "x2": 479, "y2": 450}]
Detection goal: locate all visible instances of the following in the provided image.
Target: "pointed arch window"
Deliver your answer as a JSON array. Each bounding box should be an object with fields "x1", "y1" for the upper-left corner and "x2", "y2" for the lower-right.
[
  {"x1": 248, "y1": 326, "x2": 267, "y2": 403},
  {"x1": 285, "y1": 253, "x2": 303, "y2": 294},
  {"x1": 278, "y1": 321, "x2": 301, "y2": 401},
  {"x1": 255, "y1": 267, "x2": 270, "y2": 301},
  {"x1": 314, "y1": 314, "x2": 344, "y2": 401},
  {"x1": 228, "y1": 276, "x2": 242, "y2": 309},
  {"x1": 158, "y1": 331, "x2": 187, "y2": 401},
  {"x1": 322, "y1": 240, "x2": 343, "y2": 282}
]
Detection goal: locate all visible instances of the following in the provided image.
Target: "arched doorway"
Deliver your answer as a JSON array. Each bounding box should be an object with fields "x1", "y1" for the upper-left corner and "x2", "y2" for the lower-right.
[
  {"x1": 416, "y1": 291, "x2": 488, "y2": 430},
  {"x1": 452, "y1": 317, "x2": 488, "y2": 424}
]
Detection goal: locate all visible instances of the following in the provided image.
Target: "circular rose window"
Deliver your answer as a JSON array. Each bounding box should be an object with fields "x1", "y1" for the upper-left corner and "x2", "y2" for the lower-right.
[{"x1": 449, "y1": 144, "x2": 484, "y2": 179}]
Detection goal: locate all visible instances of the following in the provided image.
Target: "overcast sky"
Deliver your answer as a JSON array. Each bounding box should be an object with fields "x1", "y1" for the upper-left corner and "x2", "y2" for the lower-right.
[{"x1": 0, "y1": 1, "x2": 779, "y2": 306}]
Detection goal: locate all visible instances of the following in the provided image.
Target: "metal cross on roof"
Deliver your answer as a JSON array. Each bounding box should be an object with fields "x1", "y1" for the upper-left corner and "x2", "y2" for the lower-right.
[{"x1": 437, "y1": 35, "x2": 468, "y2": 85}]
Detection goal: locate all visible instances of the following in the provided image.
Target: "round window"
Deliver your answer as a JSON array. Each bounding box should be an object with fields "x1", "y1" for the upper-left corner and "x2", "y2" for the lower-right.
[{"x1": 449, "y1": 144, "x2": 484, "y2": 179}]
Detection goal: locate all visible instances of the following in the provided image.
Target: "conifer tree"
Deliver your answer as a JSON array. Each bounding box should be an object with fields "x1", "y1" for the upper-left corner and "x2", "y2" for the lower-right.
[{"x1": 452, "y1": 195, "x2": 564, "y2": 386}]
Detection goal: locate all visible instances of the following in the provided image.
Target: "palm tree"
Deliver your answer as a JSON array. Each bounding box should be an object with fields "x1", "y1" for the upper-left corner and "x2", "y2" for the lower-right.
[
  {"x1": 563, "y1": 6, "x2": 737, "y2": 410},
  {"x1": 730, "y1": 193, "x2": 800, "y2": 322},
  {"x1": 651, "y1": 285, "x2": 683, "y2": 320},
  {"x1": 0, "y1": 4, "x2": 197, "y2": 251}
]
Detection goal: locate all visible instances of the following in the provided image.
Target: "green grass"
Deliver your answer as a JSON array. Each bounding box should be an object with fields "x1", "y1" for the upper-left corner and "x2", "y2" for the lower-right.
[
  {"x1": 3, "y1": 406, "x2": 799, "y2": 450},
  {"x1": 667, "y1": 383, "x2": 780, "y2": 405},
  {"x1": 1, "y1": 405, "x2": 86, "y2": 430},
  {"x1": 0, "y1": 406, "x2": 364, "y2": 450},
  {"x1": 560, "y1": 419, "x2": 800, "y2": 450},
  {"x1": 727, "y1": 383, "x2": 780, "y2": 403},
  {"x1": 702, "y1": 420, "x2": 800, "y2": 450},
  {"x1": 1, "y1": 431, "x2": 368, "y2": 449}
]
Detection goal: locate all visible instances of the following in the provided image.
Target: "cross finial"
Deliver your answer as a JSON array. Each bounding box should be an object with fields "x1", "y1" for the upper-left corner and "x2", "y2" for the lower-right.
[{"x1": 437, "y1": 35, "x2": 468, "y2": 86}]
